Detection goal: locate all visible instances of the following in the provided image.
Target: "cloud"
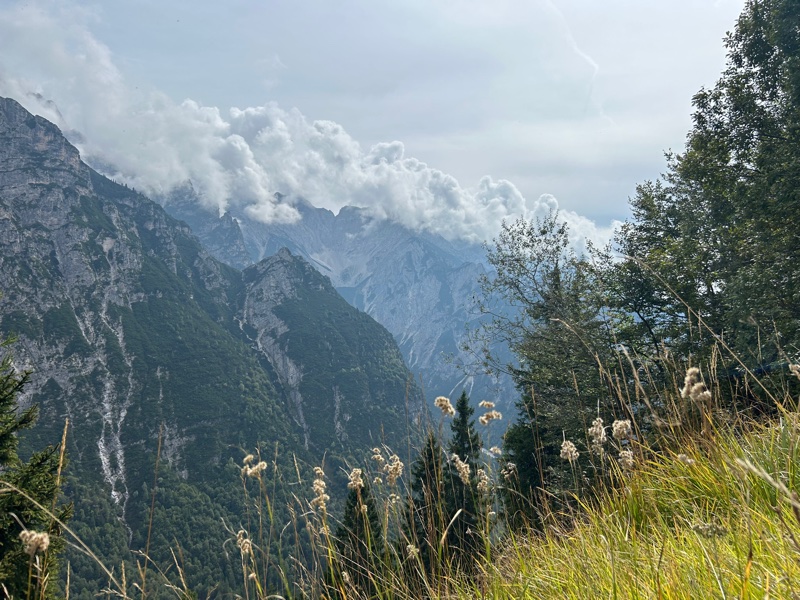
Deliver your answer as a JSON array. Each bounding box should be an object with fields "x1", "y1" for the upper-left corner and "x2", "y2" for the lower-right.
[{"x1": 0, "y1": 0, "x2": 619, "y2": 247}]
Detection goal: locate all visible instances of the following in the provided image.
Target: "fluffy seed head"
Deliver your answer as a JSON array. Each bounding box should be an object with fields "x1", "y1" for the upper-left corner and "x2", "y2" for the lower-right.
[
  {"x1": 452, "y1": 453, "x2": 471, "y2": 484},
  {"x1": 19, "y1": 530, "x2": 49, "y2": 556},
  {"x1": 435, "y1": 396, "x2": 456, "y2": 417},
  {"x1": 689, "y1": 382, "x2": 712, "y2": 405},
  {"x1": 347, "y1": 468, "x2": 364, "y2": 491},
  {"x1": 383, "y1": 454, "x2": 404, "y2": 485},
  {"x1": 589, "y1": 417, "x2": 606, "y2": 444},
  {"x1": 311, "y1": 466, "x2": 329, "y2": 512},
  {"x1": 476, "y1": 468, "x2": 490, "y2": 494},
  {"x1": 371, "y1": 447, "x2": 386, "y2": 468},
  {"x1": 560, "y1": 440, "x2": 579, "y2": 463},
  {"x1": 243, "y1": 460, "x2": 268, "y2": 478},
  {"x1": 588, "y1": 417, "x2": 607, "y2": 456},
  {"x1": 618, "y1": 449, "x2": 635, "y2": 471},
  {"x1": 501, "y1": 462, "x2": 517, "y2": 481},
  {"x1": 681, "y1": 367, "x2": 702, "y2": 399},
  {"x1": 612, "y1": 419, "x2": 632, "y2": 441},
  {"x1": 479, "y1": 410, "x2": 503, "y2": 425},
  {"x1": 236, "y1": 530, "x2": 252, "y2": 556}
]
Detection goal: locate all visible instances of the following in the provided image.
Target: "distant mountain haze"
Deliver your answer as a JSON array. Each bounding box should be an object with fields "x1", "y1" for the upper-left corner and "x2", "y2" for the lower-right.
[{"x1": 162, "y1": 182, "x2": 518, "y2": 419}]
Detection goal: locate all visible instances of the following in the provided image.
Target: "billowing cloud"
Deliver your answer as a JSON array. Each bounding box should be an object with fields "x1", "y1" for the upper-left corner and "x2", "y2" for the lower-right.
[{"x1": 0, "y1": 1, "x2": 619, "y2": 247}]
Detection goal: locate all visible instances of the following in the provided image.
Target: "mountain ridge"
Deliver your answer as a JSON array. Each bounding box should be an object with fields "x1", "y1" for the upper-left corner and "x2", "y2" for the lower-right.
[
  {"x1": 0, "y1": 95, "x2": 422, "y2": 595},
  {"x1": 163, "y1": 184, "x2": 515, "y2": 413}
]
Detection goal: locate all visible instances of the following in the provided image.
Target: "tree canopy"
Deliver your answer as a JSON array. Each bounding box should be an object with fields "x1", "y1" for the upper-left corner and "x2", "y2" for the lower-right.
[{"x1": 475, "y1": 0, "x2": 800, "y2": 526}]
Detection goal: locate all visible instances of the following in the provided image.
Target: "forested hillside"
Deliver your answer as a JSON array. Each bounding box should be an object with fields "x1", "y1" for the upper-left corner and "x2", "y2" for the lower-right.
[
  {"x1": 0, "y1": 96, "x2": 422, "y2": 597},
  {"x1": 480, "y1": 0, "x2": 800, "y2": 523}
]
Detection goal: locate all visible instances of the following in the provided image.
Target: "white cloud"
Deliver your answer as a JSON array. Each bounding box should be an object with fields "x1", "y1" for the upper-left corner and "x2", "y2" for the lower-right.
[{"x1": 0, "y1": 0, "x2": 620, "y2": 248}]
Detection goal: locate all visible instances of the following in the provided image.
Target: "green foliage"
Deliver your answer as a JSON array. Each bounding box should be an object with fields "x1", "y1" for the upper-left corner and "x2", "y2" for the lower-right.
[
  {"x1": 477, "y1": 418, "x2": 800, "y2": 599},
  {"x1": 443, "y1": 391, "x2": 484, "y2": 570},
  {"x1": 476, "y1": 213, "x2": 623, "y2": 524},
  {"x1": 404, "y1": 430, "x2": 447, "y2": 579},
  {"x1": 268, "y1": 253, "x2": 418, "y2": 455},
  {"x1": 471, "y1": 0, "x2": 800, "y2": 532},
  {"x1": 334, "y1": 481, "x2": 384, "y2": 597},
  {"x1": 615, "y1": 0, "x2": 800, "y2": 378},
  {"x1": 0, "y1": 336, "x2": 71, "y2": 599}
]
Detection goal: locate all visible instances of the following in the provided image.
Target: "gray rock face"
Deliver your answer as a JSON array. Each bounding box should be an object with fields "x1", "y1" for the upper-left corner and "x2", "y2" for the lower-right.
[
  {"x1": 1, "y1": 98, "x2": 147, "y2": 515},
  {"x1": 239, "y1": 247, "x2": 423, "y2": 452},
  {"x1": 0, "y1": 95, "x2": 421, "y2": 510},
  {"x1": 164, "y1": 182, "x2": 252, "y2": 269},
  {"x1": 163, "y1": 190, "x2": 515, "y2": 416}
]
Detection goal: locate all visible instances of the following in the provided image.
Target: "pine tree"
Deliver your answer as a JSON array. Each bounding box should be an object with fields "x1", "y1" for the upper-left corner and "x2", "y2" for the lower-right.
[
  {"x1": 334, "y1": 478, "x2": 383, "y2": 597},
  {"x1": 403, "y1": 430, "x2": 446, "y2": 579},
  {"x1": 444, "y1": 391, "x2": 483, "y2": 571},
  {"x1": 0, "y1": 335, "x2": 71, "y2": 599}
]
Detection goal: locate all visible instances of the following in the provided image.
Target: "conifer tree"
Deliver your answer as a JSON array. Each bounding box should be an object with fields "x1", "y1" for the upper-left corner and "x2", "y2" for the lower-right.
[
  {"x1": 0, "y1": 336, "x2": 71, "y2": 599},
  {"x1": 334, "y1": 477, "x2": 383, "y2": 597},
  {"x1": 444, "y1": 391, "x2": 483, "y2": 571},
  {"x1": 404, "y1": 430, "x2": 446, "y2": 579}
]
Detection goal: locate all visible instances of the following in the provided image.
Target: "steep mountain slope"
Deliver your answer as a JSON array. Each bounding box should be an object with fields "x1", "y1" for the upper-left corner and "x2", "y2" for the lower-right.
[
  {"x1": 164, "y1": 187, "x2": 515, "y2": 413},
  {"x1": 241, "y1": 248, "x2": 418, "y2": 452},
  {"x1": 0, "y1": 96, "x2": 422, "y2": 595}
]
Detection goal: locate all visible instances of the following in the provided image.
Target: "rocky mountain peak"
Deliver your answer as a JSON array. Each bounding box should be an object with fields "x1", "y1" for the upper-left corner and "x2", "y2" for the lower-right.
[
  {"x1": 0, "y1": 96, "x2": 91, "y2": 196},
  {"x1": 157, "y1": 193, "x2": 514, "y2": 412}
]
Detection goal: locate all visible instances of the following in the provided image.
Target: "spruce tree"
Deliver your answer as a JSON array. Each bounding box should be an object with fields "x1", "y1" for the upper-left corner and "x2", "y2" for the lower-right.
[
  {"x1": 334, "y1": 478, "x2": 383, "y2": 597},
  {"x1": 444, "y1": 391, "x2": 483, "y2": 571},
  {"x1": 403, "y1": 430, "x2": 446, "y2": 579},
  {"x1": 0, "y1": 336, "x2": 71, "y2": 599}
]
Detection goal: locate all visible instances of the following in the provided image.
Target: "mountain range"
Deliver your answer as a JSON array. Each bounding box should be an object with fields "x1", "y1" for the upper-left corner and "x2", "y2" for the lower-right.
[
  {"x1": 163, "y1": 180, "x2": 515, "y2": 416},
  {"x1": 0, "y1": 96, "x2": 424, "y2": 595}
]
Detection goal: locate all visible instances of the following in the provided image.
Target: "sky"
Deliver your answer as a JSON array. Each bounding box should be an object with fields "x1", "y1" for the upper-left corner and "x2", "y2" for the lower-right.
[{"x1": 0, "y1": 0, "x2": 745, "y2": 246}]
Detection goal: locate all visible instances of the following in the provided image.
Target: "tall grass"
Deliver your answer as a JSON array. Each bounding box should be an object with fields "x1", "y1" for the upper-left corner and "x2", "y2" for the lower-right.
[
  {"x1": 6, "y1": 349, "x2": 800, "y2": 599},
  {"x1": 481, "y1": 417, "x2": 800, "y2": 599}
]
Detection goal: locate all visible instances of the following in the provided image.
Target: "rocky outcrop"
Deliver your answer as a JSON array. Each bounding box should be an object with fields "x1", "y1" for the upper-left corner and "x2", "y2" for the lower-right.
[{"x1": 240, "y1": 248, "x2": 423, "y2": 453}]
